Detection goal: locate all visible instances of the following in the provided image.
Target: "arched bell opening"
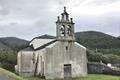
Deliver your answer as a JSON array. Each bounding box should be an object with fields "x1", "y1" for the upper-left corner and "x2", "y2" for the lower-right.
[
  {"x1": 67, "y1": 25, "x2": 72, "y2": 36},
  {"x1": 60, "y1": 25, "x2": 65, "y2": 37}
]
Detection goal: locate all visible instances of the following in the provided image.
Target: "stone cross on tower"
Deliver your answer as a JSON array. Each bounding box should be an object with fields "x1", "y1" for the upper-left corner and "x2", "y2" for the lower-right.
[{"x1": 56, "y1": 7, "x2": 75, "y2": 41}]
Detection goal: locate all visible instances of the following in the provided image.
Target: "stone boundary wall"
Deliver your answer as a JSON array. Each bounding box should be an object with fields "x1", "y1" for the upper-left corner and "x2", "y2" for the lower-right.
[{"x1": 87, "y1": 62, "x2": 120, "y2": 76}]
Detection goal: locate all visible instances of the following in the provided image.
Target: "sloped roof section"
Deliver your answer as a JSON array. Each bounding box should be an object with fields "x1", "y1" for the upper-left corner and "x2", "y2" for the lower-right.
[
  {"x1": 30, "y1": 38, "x2": 56, "y2": 50},
  {"x1": 31, "y1": 34, "x2": 55, "y2": 42},
  {"x1": 35, "y1": 40, "x2": 56, "y2": 50},
  {"x1": 35, "y1": 34, "x2": 55, "y2": 39},
  {"x1": 75, "y1": 42, "x2": 86, "y2": 50}
]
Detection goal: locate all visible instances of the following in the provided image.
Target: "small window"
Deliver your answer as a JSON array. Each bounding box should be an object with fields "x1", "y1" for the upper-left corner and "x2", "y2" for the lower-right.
[{"x1": 66, "y1": 46, "x2": 68, "y2": 50}]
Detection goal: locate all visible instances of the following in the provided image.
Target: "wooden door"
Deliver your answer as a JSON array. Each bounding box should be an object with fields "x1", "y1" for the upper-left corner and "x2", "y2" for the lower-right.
[{"x1": 64, "y1": 64, "x2": 72, "y2": 78}]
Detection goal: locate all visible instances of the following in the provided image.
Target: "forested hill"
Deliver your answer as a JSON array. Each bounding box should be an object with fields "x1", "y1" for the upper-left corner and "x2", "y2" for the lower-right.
[
  {"x1": 0, "y1": 31, "x2": 120, "y2": 50},
  {"x1": 37, "y1": 31, "x2": 120, "y2": 49},
  {"x1": 75, "y1": 31, "x2": 120, "y2": 49},
  {"x1": 0, "y1": 37, "x2": 29, "y2": 50}
]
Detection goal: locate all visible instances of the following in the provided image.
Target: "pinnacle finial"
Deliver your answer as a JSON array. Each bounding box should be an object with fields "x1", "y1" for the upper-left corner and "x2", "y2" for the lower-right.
[
  {"x1": 57, "y1": 16, "x2": 60, "y2": 22},
  {"x1": 71, "y1": 18, "x2": 73, "y2": 23},
  {"x1": 64, "y1": 6, "x2": 66, "y2": 12}
]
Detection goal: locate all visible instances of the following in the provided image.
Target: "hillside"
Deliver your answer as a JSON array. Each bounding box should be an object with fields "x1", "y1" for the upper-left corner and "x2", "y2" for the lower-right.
[
  {"x1": 36, "y1": 31, "x2": 120, "y2": 49},
  {"x1": 0, "y1": 31, "x2": 119, "y2": 51},
  {"x1": 0, "y1": 42, "x2": 9, "y2": 49},
  {"x1": 0, "y1": 37, "x2": 29, "y2": 50},
  {"x1": 75, "y1": 31, "x2": 120, "y2": 49},
  {"x1": 0, "y1": 37, "x2": 29, "y2": 71}
]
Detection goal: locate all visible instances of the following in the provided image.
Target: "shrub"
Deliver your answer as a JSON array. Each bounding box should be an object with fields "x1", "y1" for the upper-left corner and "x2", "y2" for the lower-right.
[
  {"x1": 0, "y1": 48, "x2": 17, "y2": 71},
  {"x1": 87, "y1": 49, "x2": 120, "y2": 64}
]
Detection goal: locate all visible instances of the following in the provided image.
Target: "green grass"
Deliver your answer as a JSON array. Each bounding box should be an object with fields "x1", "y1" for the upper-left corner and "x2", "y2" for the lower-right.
[
  {"x1": 74, "y1": 74, "x2": 120, "y2": 80},
  {"x1": 0, "y1": 67, "x2": 26, "y2": 80},
  {"x1": 0, "y1": 67, "x2": 120, "y2": 80},
  {"x1": 0, "y1": 67, "x2": 44, "y2": 80}
]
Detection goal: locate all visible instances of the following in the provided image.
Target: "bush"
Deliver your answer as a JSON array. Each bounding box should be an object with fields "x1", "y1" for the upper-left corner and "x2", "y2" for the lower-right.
[
  {"x1": 0, "y1": 48, "x2": 17, "y2": 71},
  {"x1": 87, "y1": 49, "x2": 120, "y2": 64},
  {"x1": 104, "y1": 54, "x2": 120, "y2": 64},
  {"x1": 87, "y1": 49, "x2": 103, "y2": 62}
]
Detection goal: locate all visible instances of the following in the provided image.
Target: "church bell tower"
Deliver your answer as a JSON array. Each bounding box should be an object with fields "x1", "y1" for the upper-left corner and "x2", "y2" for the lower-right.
[{"x1": 56, "y1": 7, "x2": 75, "y2": 41}]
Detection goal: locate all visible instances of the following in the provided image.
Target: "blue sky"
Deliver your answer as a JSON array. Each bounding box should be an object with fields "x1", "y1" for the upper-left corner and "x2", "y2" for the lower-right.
[{"x1": 0, "y1": 0, "x2": 120, "y2": 40}]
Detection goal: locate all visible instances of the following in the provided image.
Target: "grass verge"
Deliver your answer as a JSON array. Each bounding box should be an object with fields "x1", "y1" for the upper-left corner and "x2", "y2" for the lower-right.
[
  {"x1": 0, "y1": 67, "x2": 25, "y2": 80},
  {"x1": 73, "y1": 74, "x2": 120, "y2": 80},
  {"x1": 0, "y1": 67, "x2": 120, "y2": 80}
]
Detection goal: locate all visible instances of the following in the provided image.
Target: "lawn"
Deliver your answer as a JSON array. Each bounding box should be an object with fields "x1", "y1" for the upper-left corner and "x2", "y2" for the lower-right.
[
  {"x1": 0, "y1": 67, "x2": 120, "y2": 80},
  {"x1": 74, "y1": 74, "x2": 120, "y2": 80}
]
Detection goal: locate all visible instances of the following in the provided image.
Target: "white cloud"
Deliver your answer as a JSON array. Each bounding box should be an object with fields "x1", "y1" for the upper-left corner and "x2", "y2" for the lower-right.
[
  {"x1": 66, "y1": 0, "x2": 120, "y2": 16},
  {"x1": 0, "y1": 0, "x2": 119, "y2": 40}
]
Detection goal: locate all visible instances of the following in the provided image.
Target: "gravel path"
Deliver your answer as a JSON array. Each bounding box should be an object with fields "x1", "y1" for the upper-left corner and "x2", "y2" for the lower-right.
[{"x1": 0, "y1": 72, "x2": 14, "y2": 80}]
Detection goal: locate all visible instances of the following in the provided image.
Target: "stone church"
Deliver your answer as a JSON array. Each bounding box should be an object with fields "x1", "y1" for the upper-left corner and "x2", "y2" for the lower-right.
[{"x1": 15, "y1": 7, "x2": 87, "y2": 79}]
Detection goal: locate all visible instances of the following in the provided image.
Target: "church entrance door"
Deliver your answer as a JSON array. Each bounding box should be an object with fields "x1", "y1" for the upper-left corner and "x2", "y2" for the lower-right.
[{"x1": 64, "y1": 64, "x2": 72, "y2": 78}]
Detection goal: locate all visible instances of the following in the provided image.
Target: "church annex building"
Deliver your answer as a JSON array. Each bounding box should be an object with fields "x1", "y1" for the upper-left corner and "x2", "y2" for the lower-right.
[{"x1": 15, "y1": 7, "x2": 87, "y2": 79}]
